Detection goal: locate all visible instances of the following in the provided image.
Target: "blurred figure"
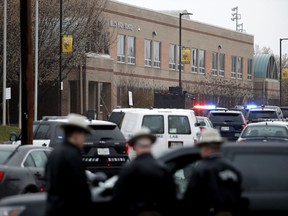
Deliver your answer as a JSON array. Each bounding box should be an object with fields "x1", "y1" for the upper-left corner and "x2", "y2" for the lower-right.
[
  {"x1": 112, "y1": 128, "x2": 176, "y2": 216},
  {"x1": 182, "y1": 129, "x2": 242, "y2": 216},
  {"x1": 45, "y1": 114, "x2": 92, "y2": 216}
]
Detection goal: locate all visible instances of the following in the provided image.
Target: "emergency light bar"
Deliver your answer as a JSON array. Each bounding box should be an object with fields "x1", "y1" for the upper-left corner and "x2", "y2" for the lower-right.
[{"x1": 193, "y1": 105, "x2": 216, "y2": 110}]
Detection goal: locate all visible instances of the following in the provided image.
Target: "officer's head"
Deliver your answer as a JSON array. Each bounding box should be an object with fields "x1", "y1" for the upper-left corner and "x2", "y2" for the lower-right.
[
  {"x1": 128, "y1": 128, "x2": 156, "y2": 156},
  {"x1": 196, "y1": 128, "x2": 223, "y2": 158},
  {"x1": 61, "y1": 114, "x2": 91, "y2": 150}
]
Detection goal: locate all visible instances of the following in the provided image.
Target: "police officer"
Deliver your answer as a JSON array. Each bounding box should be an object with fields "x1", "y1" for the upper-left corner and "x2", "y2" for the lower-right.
[
  {"x1": 182, "y1": 128, "x2": 242, "y2": 216},
  {"x1": 45, "y1": 114, "x2": 92, "y2": 216},
  {"x1": 112, "y1": 128, "x2": 176, "y2": 216}
]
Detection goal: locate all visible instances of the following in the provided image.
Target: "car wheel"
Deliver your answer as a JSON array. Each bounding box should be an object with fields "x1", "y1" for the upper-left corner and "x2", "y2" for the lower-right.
[{"x1": 22, "y1": 185, "x2": 38, "y2": 194}]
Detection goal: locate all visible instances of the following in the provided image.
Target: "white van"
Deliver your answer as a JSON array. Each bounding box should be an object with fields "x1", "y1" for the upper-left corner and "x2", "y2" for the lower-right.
[{"x1": 109, "y1": 108, "x2": 200, "y2": 158}]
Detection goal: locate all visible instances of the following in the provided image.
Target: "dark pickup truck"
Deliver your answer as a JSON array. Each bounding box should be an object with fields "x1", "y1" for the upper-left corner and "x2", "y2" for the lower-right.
[{"x1": 0, "y1": 143, "x2": 288, "y2": 216}]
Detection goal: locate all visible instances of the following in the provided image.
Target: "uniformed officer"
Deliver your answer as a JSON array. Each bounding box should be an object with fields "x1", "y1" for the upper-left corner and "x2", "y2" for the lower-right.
[
  {"x1": 182, "y1": 128, "x2": 242, "y2": 216},
  {"x1": 112, "y1": 127, "x2": 176, "y2": 216},
  {"x1": 45, "y1": 114, "x2": 92, "y2": 216}
]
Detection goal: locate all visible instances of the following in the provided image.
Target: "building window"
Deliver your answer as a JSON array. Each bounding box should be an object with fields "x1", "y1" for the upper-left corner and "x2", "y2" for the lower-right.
[
  {"x1": 169, "y1": 44, "x2": 176, "y2": 70},
  {"x1": 191, "y1": 48, "x2": 197, "y2": 73},
  {"x1": 198, "y1": 49, "x2": 205, "y2": 74},
  {"x1": 231, "y1": 56, "x2": 237, "y2": 79},
  {"x1": 177, "y1": 46, "x2": 184, "y2": 71},
  {"x1": 117, "y1": 34, "x2": 125, "y2": 63},
  {"x1": 144, "y1": 39, "x2": 152, "y2": 66},
  {"x1": 219, "y1": 53, "x2": 225, "y2": 77},
  {"x1": 127, "y1": 36, "x2": 135, "y2": 64},
  {"x1": 247, "y1": 59, "x2": 253, "y2": 80},
  {"x1": 153, "y1": 41, "x2": 161, "y2": 68},
  {"x1": 237, "y1": 57, "x2": 243, "y2": 79},
  {"x1": 212, "y1": 52, "x2": 218, "y2": 76}
]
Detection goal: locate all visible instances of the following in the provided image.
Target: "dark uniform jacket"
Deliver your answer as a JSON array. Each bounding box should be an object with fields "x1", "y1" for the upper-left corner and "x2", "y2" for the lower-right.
[
  {"x1": 112, "y1": 153, "x2": 177, "y2": 216},
  {"x1": 182, "y1": 153, "x2": 242, "y2": 216},
  {"x1": 45, "y1": 141, "x2": 91, "y2": 216}
]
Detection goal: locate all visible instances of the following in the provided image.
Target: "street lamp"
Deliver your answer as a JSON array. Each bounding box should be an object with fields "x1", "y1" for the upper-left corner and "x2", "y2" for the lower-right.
[
  {"x1": 179, "y1": 12, "x2": 192, "y2": 89},
  {"x1": 280, "y1": 38, "x2": 288, "y2": 106}
]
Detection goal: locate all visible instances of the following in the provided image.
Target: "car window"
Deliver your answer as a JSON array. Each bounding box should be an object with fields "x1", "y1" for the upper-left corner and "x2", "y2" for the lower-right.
[
  {"x1": 0, "y1": 150, "x2": 13, "y2": 164},
  {"x1": 209, "y1": 113, "x2": 244, "y2": 123},
  {"x1": 86, "y1": 125, "x2": 125, "y2": 142},
  {"x1": 232, "y1": 153, "x2": 288, "y2": 192},
  {"x1": 23, "y1": 154, "x2": 36, "y2": 167},
  {"x1": 34, "y1": 124, "x2": 51, "y2": 140},
  {"x1": 247, "y1": 110, "x2": 277, "y2": 120},
  {"x1": 30, "y1": 151, "x2": 48, "y2": 168},
  {"x1": 108, "y1": 112, "x2": 125, "y2": 128},
  {"x1": 281, "y1": 109, "x2": 288, "y2": 118},
  {"x1": 168, "y1": 116, "x2": 191, "y2": 134},
  {"x1": 241, "y1": 125, "x2": 288, "y2": 138},
  {"x1": 142, "y1": 115, "x2": 164, "y2": 134}
]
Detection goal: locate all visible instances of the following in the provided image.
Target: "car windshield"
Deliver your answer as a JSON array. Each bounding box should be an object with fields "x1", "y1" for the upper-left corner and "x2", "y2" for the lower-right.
[
  {"x1": 209, "y1": 113, "x2": 243, "y2": 123},
  {"x1": 0, "y1": 150, "x2": 13, "y2": 164},
  {"x1": 248, "y1": 110, "x2": 277, "y2": 120},
  {"x1": 241, "y1": 125, "x2": 288, "y2": 138},
  {"x1": 86, "y1": 125, "x2": 125, "y2": 142}
]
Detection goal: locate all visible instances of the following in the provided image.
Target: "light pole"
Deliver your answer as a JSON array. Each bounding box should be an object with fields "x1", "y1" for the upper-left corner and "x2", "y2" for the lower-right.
[
  {"x1": 2, "y1": 0, "x2": 7, "y2": 125},
  {"x1": 58, "y1": 0, "x2": 63, "y2": 116},
  {"x1": 280, "y1": 38, "x2": 288, "y2": 106},
  {"x1": 179, "y1": 12, "x2": 192, "y2": 89},
  {"x1": 34, "y1": 0, "x2": 39, "y2": 120}
]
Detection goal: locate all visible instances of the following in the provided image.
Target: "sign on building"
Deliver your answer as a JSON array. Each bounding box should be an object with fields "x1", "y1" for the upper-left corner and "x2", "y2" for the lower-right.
[
  {"x1": 181, "y1": 47, "x2": 191, "y2": 64},
  {"x1": 282, "y1": 68, "x2": 288, "y2": 79},
  {"x1": 62, "y1": 35, "x2": 73, "y2": 54}
]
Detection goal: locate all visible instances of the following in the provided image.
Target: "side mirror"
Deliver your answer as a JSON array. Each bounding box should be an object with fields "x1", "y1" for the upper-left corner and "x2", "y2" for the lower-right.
[{"x1": 9, "y1": 132, "x2": 18, "y2": 142}]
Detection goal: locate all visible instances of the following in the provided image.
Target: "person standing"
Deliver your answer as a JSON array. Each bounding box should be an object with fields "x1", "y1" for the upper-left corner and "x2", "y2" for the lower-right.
[
  {"x1": 182, "y1": 129, "x2": 243, "y2": 216},
  {"x1": 112, "y1": 128, "x2": 177, "y2": 216},
  {"x1": 45, "y1": 114, "x2": 92, "y2": 216}
]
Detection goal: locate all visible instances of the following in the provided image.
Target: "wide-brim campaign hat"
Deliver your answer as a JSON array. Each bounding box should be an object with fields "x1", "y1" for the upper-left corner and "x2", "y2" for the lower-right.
[
  {"x1": 61, "y1": 113, "x2": 91, "y2": 134},
  {"x1": 197, "y1": 128, "x2": 224, "y2": 147},
  {"x1": 128, "y1": 127, "x2": 157, "y2": 147}
]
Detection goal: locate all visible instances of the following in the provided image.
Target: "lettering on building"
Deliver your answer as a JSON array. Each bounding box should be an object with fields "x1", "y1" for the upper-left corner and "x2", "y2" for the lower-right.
[{"x1": 110, "y1": 20, "x2": 134, "y2": 31}]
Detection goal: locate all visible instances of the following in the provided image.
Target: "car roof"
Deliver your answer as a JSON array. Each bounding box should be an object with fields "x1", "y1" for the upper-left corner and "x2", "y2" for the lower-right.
[
  {"x1": 37, "y1": 119, "x2": 116, "y2": 126},
  {"x1": 0, "y1": 144, "x2": 51, "y2": 151},
  {"x1": 249, "y1": 108, "x2": 277, "y2": 111},
  {"x1": 0, "y1": 144, "x2": 18, "y2": 150},
  {"x1": 209, "y1": 110, "x2": 243, "y2": 114},
  {"x1": 158, "y1": 142, "x2": 288, "y2": 161},
  {"x1": 245, "y1": 121, "x2": 288, "y2": 126},
  {"x1": 112, "y1": 108, "x2": 195, "y2": 114},
  {"x1": 196, "y1": 116, "x2": 208, "y2": 119}
]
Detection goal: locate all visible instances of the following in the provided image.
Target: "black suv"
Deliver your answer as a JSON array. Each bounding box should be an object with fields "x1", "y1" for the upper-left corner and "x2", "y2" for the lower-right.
[
  {"x1": 208, "y1": 110, "x2": 246, "y2": 140},
  {"x1": 10, "y1": 117, "x2": 129, "y2": 176}
]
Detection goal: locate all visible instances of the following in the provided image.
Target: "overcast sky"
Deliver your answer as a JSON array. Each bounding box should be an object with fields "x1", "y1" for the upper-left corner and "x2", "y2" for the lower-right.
[{"x1": 117, "y1": 0, "x2": 288, "y2": 55}]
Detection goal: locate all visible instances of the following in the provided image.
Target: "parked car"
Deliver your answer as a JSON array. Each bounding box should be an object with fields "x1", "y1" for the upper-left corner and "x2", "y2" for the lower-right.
[
  {"x1": 196, "y1": 116, "x2": 213, "y2": 132},
  {"x1": 0, "y1": 145, "x2": 51, "y2": 199},
  {"x1": 1, "y1": 143, "x2": 288, "y2": 216},
  {"x1": 246, "y1": 107, "x2": 282, "y2": 124},
  {"x1": 10, "y1": 117, "x2": 129, "y2": 177},
  {"x1": 109, "y1": 108, "x2": 200, "y2": 158},
  {"x1": 207, "y1": 110, "x2": 246, "y2": 140},
  {"x1": 236, "y1": 122, "x2": 288, "y2": 143}
]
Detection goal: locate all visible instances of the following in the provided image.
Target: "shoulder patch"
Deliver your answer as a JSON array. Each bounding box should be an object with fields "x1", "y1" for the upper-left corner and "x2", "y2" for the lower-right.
[{"x1": 218, "y1": 169, "x2": 238, "y2": 182}]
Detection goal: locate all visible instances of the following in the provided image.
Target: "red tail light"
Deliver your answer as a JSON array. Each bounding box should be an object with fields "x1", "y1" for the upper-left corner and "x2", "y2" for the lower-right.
[
  {"x1": 125, "y1": 143, "x2": 130, "y2": 155},
  {"x1": 0, "y1": 171, "x2": 4, "y2": 183}
]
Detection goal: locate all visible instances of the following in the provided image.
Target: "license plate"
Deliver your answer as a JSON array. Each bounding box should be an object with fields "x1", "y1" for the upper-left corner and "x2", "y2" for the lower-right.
[
  {"x1": 97, "y1": 148, "x2": 110, "y2": 155},
  {"x1": 221, "y1": 126, "x2": 229, "y2": 131}
]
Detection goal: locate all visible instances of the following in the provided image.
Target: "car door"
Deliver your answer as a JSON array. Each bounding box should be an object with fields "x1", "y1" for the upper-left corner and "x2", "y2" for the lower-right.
[{"x1": 23, "y1": 150, "x2": 50, "y2": 192}]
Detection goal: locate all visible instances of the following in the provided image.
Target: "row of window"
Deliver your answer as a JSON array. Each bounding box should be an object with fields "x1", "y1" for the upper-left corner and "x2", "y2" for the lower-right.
[{"x1": 117, "y1": 34, "x2": 253, "y2": 80}]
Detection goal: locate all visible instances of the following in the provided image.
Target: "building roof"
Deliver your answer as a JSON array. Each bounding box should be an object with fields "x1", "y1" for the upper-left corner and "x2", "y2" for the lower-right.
[
  {"x1": 254, "y1": 54, "x2": 278, "y2": 79},
  {"x1": 157, "y1": 10, "x2": 191, "y2": 19}
]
